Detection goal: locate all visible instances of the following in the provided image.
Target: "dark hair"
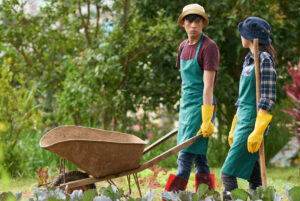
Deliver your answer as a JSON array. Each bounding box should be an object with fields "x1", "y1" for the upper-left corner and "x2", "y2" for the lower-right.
[
  {"x1": 259, "y1": 44, "x2": 277, "y2": 64},
  {"x1": 183, "y1": 14, "x2": 204, "y2": 23}
]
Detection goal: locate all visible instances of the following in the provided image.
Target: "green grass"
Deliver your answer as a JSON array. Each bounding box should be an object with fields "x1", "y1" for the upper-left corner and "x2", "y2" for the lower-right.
[{"x1": 1, "y1": 166, "x2": 299, "y2": 200}]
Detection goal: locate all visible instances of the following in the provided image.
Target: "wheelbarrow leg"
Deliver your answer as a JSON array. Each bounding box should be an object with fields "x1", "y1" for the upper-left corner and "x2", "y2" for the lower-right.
[
  {"x1": 107, "y1": 179, "x2": 119, "y2": 191},
  {"x1": 59, "y1": 159, "x2": 66, "y2": 184},
  {"x1": 63, "y1": 159, "x2": 66, "y2": 184},
  {"x1": 107, "y1": 179, "x2": 116, "y2": 187},
  {"x1": 127, "y1": 175, "x2": 131, "y2": 195},
  {"x1": 133, "y1": 173, "x2": 142, "y2": 198}
]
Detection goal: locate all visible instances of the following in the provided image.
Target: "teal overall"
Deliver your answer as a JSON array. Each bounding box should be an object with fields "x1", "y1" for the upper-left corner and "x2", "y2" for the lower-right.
[
  {"x1": 178, "y1": 33, "x2": 210, "y2": 155},
  {"x1": 221, "y1": 60, "x2": 258, "y2": 180}
]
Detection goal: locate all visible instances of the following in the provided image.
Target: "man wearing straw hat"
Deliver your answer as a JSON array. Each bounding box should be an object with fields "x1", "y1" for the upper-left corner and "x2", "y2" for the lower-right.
[{"x1": 163, "y1": 3, "x2": 219, "y2": 195}]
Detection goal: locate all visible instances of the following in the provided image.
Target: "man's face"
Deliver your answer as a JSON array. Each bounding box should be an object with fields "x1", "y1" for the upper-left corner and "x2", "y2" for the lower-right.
[{"x1": 183, "y1": 18, "x2": 203, "y2": 38}]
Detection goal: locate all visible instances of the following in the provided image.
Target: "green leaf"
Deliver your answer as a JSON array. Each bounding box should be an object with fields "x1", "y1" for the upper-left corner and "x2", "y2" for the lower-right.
[
  {"x1": 286, "y1": 186, "x2": 300, "y2": 201},
  {"x1": 261, "y1": 186, "x2": 276, "y2": 201},
  {"x1": 82, "y1": 189, "x2": 98, "y2": 201},
  {"x1": 0, "y1": 192, "x2": 17, "y2": 201},
  {"x1": 99, "y1": 185, "x2": 123, "y2": 200},
  {"x1": 207, "y1": 189, "x2": 221, "y2": 201},
  {"x1": 14, "y1": 191, "x2": 22, "y2": 201},
  {"x1": 178, "y1": 191, "x2": 193, "y2": 201},
  {"x1": 231, "y1": 189, "x2": 248, "y2": 201},
  {"x1": 247, "y1": 189, "x2": 260, "y2": 201},
  {"x1": 195, "y1": 184, "x2": 209, "y2": 198},
  {"x1": 48, "y1": 198, "x2": 64, "y2": 201}
]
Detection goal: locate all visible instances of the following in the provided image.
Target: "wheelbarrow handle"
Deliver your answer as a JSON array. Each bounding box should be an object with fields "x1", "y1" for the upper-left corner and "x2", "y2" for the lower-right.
[
  {"x1": 139, "y1": 134, "x2": 203, "y2": 171},
  {"x1": 143, "y1": 129, "x2": 178, "y2": 155}
]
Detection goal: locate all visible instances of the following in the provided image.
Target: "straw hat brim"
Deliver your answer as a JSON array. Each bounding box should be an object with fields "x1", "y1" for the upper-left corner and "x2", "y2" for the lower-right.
[{"x1": 178, "y1": 9, "x2": 209, "y2": 27}]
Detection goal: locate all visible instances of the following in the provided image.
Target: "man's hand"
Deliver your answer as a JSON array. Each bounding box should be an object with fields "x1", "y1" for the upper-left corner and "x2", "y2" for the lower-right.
[{"x1": 197, "y1": 105, "x2": 214, "y2": 137}]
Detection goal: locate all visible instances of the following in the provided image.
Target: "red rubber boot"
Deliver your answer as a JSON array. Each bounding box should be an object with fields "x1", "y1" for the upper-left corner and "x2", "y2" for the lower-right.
[
  {"x1": 195, "y1": 173, "x2": 215, "y2": 192},
  {"x1": 162, "y1": 174, "x2": 188, "y2": 201}
]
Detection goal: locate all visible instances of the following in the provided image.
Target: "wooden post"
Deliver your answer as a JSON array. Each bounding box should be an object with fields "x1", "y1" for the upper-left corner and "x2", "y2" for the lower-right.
[{"x1": 254, "y1": 38, "x2": 267, "y2": 188}]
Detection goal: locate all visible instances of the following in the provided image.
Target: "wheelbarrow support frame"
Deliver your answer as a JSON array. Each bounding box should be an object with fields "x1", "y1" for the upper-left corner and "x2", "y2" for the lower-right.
[{"x1": 58, "y1": 129, "x2": 202, "y2": 191}]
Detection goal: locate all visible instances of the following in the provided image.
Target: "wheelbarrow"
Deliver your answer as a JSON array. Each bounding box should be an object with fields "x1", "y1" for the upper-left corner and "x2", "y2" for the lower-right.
[{"x1": 39, "y1": 125, "x2": 203, "y2": 196}]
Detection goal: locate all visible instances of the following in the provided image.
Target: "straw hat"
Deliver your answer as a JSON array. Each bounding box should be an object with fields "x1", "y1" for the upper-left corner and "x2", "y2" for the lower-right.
[{"x1": 178, "y1": 4, "x2": 209, "y2": 27}]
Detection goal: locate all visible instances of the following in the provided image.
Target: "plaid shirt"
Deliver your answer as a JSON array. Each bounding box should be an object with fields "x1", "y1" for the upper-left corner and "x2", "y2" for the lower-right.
[{"x1": 235, "y1": 51, "x2": 277, "y2": 112}]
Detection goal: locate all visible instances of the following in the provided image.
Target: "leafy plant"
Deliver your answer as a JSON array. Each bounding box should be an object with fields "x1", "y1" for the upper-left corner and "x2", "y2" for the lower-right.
[
  {"x1": 284, "y1": 185, "x2": 300, "y2": 201},
  {"x1": 247, "y1": 186, "x2": 284, "y2": 201},
  {"x1": 99, "y1": 185, "x2": 124, "y2": 200},
  {"x1": 231, "y1": 186, "x2": 296, "y2": 201},
  {"x1": 162, "y1": 184, "x2": 221, "y2": 201},
  {"x1": 1, "y1": 185, "x2": 300, "y2": 201},
  {"x1": 0, "y1": 191, "x2": 22, "y2": 201},
  {"x1": 231, "y1": 188, "x2": 249, "y2": 201}
]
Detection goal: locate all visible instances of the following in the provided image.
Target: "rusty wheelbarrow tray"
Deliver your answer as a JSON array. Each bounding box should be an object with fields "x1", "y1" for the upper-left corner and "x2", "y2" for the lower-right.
[{"x1": 40, "y1": 125, "x2": 202, "y2": 192}]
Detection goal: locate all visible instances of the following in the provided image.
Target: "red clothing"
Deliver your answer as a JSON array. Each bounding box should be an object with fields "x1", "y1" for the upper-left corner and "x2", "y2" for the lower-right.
[{"x1": 176, "y1": 35, "x2": 220, "y2": 84}]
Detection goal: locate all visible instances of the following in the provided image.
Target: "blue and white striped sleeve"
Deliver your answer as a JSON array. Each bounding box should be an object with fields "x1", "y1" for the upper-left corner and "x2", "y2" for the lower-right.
[{"x1": 258, "y1": 52, "x2": 277, "y2": 112}]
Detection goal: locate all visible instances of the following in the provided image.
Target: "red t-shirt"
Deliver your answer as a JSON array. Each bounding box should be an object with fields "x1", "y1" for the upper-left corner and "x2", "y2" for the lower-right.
[{"x1": 176, "y1": 35, "x2": 220, "y2": 85}]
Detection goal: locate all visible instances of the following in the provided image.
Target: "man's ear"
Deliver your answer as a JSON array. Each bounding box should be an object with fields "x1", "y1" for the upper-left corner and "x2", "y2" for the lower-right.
[{"x1": 182, "y1": 20, "x2": 186, "y2": 27}]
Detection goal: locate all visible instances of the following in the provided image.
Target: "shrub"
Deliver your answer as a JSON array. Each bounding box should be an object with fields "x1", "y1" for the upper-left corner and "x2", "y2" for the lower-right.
[
  {"x1": 282, "y1": 60, "x2": 300, "y2": 143},
  {"x1": 0, "y1": 58, "x2": 44, "y2": 176}
]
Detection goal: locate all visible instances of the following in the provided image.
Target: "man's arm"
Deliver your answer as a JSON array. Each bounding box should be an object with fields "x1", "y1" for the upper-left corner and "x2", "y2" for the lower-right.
[
  {"x1": 197, "y1": 69, "x2": 216, "y2": 137},
  {"x1": 203, "y1": 70, "x2": 216, "y2": 105}
]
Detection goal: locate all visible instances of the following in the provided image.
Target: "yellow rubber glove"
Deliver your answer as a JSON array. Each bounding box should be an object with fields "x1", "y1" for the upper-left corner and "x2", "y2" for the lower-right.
[
  {"x1": 228, "y1": 114, "x2": 237, "y2": 147},
  {"x1": 247, "y1": 111, "x2": 272, "y2": 153},
  {"x1": 197, "y1": 105, "x2": 214, "y2": 137}
]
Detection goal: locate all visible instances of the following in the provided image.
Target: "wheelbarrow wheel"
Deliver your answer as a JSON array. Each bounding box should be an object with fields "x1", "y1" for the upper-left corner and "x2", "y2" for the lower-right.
[{"x1": 51, "y1": 170, "x2": 96, "y2": 193}]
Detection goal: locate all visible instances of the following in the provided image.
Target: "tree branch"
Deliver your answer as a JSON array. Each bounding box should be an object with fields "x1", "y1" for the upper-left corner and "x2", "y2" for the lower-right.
[
  {"x1": 94, "y1": 4, "x2": 101, "y2": 38},
  {"x1": 123, "y1": 0, "x2": 128, "y2": 32},
  {"x1": 30, "y1": 40, "x2": 47, "y2": 67},
  {"x1": 86, "y1": 0, "x2": 90, "y2": 27},
  {"x1": 102, "y1": 87, "x2": 107, "y2": 129},
  {"x1": 127, "y1": 51, "x2": 144, "y2": 63},
  {"x1": 116, "y1": 57, "x2": 129, "y2": 92},
  {"x1": 78, "y1": 0, "x2": 90, "y2": 46},
  {"x1": 115, "y1": 37, "x2": 158, "y2": 92},
  {"x1": 10, "y1": 41, "x2": 33, "y2": 67}
]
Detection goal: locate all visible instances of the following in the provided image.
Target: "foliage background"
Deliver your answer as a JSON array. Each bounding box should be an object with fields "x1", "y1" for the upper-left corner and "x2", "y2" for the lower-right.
[{"x1": 0, "y1": 0, "x2": 299, "y2": 177}]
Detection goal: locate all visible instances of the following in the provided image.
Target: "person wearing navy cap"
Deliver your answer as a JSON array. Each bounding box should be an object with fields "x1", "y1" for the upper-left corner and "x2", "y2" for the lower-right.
[{"x1": 221, "y1": 17, "x2": 277, "y2": 200}]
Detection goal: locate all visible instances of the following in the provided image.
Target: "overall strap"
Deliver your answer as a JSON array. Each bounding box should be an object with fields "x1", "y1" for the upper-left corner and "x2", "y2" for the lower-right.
[
  {"x1": 195, "y1": 32, "x2": 204, "y2": 57},
  {"x1": 180, "y1": 40, "x2": 189, "y2": 59}
]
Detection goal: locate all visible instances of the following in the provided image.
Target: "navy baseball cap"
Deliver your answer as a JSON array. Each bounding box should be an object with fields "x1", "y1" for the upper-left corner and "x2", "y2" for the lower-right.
[{"x1": 238, "y1": 17, "x2": 272, "y2": 45}]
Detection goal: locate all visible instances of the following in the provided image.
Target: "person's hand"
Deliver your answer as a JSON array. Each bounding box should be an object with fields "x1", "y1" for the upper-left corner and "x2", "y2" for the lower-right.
[
  {"x1": 228, "y1": 114, "x2": 237, "y2": 147},
  {"x1": 247, "y1": 112, "x2": 272, "y2": 153},
  {"x1": 197, "y1": 105, "x2": 214, "y2": 137}
]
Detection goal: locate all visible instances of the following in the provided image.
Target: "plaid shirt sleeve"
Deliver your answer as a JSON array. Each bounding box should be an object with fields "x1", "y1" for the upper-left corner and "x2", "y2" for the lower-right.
[
  {"x1": 235, "y1": 99, "x2": 240, "y2": 107},
  {"x1": 258, "y1": 52, "x2": 277, "y2": 112}
]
